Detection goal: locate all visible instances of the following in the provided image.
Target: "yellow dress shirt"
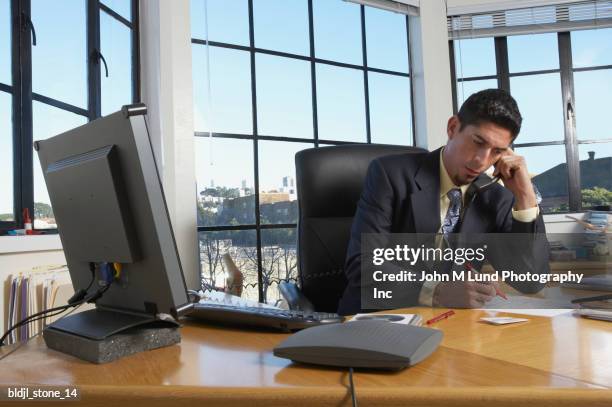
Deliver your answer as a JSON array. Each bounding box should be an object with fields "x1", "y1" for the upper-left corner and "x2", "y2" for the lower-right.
[{"x1": 418, "y1": 148, "x2": 539, "y2": 306}]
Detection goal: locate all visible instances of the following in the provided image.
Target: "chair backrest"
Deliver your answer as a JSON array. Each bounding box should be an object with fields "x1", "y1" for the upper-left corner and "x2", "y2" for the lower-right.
[{"x1": 295, "y1": 144, "x2": 426, "y2": 312}]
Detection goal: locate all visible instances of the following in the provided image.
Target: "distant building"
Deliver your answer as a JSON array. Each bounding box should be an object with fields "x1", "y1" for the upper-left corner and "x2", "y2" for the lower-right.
[
  {"x1": 279, "y1": 176, "x2": 296, "y2": 201},
  {"x1": 260, "y1": 192, "x2": 290, "y2": 204},
  {"x1": 220, "y1": 192, "x2": 297, "y2": 224},
  {"x1": 533, "y1": 151, "x2": 611, "y2": 210}
]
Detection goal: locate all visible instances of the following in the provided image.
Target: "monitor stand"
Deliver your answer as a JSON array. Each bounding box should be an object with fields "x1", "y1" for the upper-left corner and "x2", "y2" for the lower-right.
[{"x1": 43, "y1": 308, "x2": 181, "y2": 364}]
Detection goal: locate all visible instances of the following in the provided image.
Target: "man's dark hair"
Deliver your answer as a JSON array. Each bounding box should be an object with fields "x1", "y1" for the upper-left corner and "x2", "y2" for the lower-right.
[{"x1": 457, "y1": 89, "x2": 522, "y2": 139}]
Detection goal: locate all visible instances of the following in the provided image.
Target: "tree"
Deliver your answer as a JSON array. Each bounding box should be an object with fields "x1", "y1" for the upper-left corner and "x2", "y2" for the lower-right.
[
  {"x1": 34, "y1": 202, "x2": 54, "y2": 218},
  {"x1": 199, "y1": 235, "x2": 224, "y2": 288},
  {"x1": 582, "y1": 187, "x2": 612, "y2": 208}
]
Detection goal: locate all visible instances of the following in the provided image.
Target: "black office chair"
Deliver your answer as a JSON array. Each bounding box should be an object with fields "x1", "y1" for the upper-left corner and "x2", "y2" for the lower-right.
[{"x1": 280, "y1": 144, "x2": 426, "y2": 313}]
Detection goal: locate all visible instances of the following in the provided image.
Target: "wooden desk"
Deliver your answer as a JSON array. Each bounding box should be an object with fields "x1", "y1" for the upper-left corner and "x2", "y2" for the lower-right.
[{"x1": 1, "y1": 308, "x2": 611, "y2": 407}]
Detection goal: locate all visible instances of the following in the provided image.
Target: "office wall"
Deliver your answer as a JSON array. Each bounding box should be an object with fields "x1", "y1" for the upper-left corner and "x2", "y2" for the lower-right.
[
  {"x1": 409, "y1": 0, "x2": 454, "y2": 150},
  {"x1": 139, "y1": 0, "x2": 200, "y2": 290}
]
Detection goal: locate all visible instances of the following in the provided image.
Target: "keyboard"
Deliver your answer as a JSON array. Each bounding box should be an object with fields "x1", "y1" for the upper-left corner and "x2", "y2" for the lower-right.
[{"x1": 188, "y1": 302, "x2": 344, "y2": 332}]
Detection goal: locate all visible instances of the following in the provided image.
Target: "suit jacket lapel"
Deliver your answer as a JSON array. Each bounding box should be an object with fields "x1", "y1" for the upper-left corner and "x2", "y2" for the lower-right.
[{"x1": 409, "y1": 148, "x2": 442, "y2": 233}]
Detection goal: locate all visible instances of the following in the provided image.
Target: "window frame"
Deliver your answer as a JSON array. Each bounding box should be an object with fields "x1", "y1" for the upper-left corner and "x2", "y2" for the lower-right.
[
  {"x1": 1, "y1": 0, "x2": 140, "y2": 233},
  {"x1": 450, "y1": 31, "x2": 612, "y2": 213},
  {"x1": 192, "y1": 0, "x2": 415, "y2": 302}
]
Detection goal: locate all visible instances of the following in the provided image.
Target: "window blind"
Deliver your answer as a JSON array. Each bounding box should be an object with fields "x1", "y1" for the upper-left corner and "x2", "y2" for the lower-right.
[
  {"x1": 448, "y1": 0, "x2": 612, "y2": 39},
  {"x1": 344, "y1": 0, "x2": 420, "y2": 16}
]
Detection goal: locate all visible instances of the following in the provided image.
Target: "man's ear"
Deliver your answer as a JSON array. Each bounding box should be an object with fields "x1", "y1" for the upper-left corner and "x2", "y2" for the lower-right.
[{"x1": 447, "y1": 115, "x2": 460, "y2": 140}]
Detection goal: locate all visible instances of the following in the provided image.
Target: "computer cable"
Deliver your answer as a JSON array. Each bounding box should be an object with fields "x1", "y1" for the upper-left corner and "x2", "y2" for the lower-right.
[
  {"x1": 0, "y1": 262, "x2": 109, "y2": 347},
  {"x1": 348, "y1": 367, "x2": 358, "y2": 407},
  {"x1": 0, "y1": 302, "x2": 86, "y2": 362}
]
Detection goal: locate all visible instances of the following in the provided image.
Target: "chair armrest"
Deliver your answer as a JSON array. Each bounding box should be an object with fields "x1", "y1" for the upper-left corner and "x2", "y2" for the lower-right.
[{"x1": 279, "y1": 281, "x2": 315, "y2": 312}]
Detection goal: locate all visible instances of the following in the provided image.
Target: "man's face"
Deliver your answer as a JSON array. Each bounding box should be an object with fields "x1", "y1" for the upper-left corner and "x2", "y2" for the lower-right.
[{"x1": 443, "y1": 116, "x2": 513, "y2": 186}]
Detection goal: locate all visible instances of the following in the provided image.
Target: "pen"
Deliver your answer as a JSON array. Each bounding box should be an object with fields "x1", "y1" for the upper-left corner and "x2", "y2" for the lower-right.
[
  {"x1": 426, "y1": 310, "x2": 455, "y2": 325},
  {"x1": 466, "y1": 262, "x2": 508, "y2": 300}
]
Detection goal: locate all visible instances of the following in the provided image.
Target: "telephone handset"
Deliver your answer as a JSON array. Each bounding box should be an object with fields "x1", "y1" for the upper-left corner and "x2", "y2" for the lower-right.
[
  {"x1": 466, "y1": 160, "x2": 542, "y2": 206},
  {"x1": 472, "y1": 173, "x2": 501, "y2": 193},
  {"x1": 465, "y1": 171, "x2": 501, "y2": 209}
]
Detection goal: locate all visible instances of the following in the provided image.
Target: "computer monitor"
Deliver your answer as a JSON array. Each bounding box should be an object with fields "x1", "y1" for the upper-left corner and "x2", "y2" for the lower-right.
[{"x1": 35, "y1": 104, "x2": 192, "y2": 344}]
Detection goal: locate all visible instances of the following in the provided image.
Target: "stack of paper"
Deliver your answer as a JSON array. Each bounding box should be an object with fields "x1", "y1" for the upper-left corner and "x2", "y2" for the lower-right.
[{"x1": 3, "y1": 265, "x2": 72, "y2": 345}]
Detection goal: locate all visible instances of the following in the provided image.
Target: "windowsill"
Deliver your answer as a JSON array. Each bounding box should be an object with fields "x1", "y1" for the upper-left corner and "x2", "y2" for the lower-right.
[
  {"x1": 0, "y1": 213, "x2": 594, "y2": 254},
  {"x1": 0, "y1": 235, "x2": 63, "y2": 255}
]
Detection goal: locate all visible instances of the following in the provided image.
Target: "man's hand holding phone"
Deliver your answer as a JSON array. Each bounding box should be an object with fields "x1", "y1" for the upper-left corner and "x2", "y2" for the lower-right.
[{"x1": 492, "y1": 148, "x2": 538, "y2": 210}]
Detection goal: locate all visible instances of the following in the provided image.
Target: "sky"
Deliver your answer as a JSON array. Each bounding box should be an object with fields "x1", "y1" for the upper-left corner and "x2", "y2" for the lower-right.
[
  {"x1": 1, "y1": 0, "x2": 132, "y2": 216},
  {"x1": 1, "y1": 0, "x2": 611, "y2": 216}
]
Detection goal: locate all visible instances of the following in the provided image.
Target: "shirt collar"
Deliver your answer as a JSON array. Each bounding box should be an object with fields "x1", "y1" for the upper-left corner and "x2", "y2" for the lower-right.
[{"x1": 439, "y1": 147, "x2": 470, "y2": 199}]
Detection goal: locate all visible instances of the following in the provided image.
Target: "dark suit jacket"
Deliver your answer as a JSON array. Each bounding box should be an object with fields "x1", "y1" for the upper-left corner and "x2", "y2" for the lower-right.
[{"x1": 338, "y1": 147, "x2": 550, "y2": 315}]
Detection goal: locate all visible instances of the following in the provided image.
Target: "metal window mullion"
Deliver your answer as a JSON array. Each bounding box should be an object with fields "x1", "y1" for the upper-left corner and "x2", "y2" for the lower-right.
[
  {"x1": 308, "y1": 0, "x2": 319, "y2": 147},
  {"x1": 558, "y1": 32, "x2": 581, "y2": 211},
  {"x1": 87, "y1": 0, "x2": 101, "y2": 120},
  {"x1": 10, "y1": 0, "x2": 22, "y2": 227},
  {"x1": 449, "y1": 40, "x2": 458, "y2": 114},
  {"x1": 99, "y1": 3, "x2": 132, "y2": 28},
  {"x1": 360, "y1": 5, "x2": 371, "y2": 144},
  {"x1": 247, "y1": 0, "x2": 264, "y2": 303},
  {"x1": 132, "y1": 0, "x2": 140, "y2": 103},
  {"x1": 494, "y1": 37, "x2": 510, "y2": 92},
  {"x1": 31, "y1": 92, "x2": 89, "y2": 117},
  {"x1": 406, "y1": 15, "x2": 415, "y2": 145},
  {"x1": 15, "y1": 0, "x2": 33, "y2": 228}
]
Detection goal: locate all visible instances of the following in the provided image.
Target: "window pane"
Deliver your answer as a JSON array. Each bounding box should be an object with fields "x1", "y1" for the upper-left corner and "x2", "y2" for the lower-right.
[
  {"x1": 0, "y1": 0, "x2": 10, "y2": 85},
  {"x1": 192, "y1": 45, "x2": 252, "y2": 134},
  {"x1": 31, "y1": 0, "x2": 87, "y2": 108},
  {"x1": 572, "y1": 28, "x2": 612, "y2": 68},
  {"x1": 101, "y1": 11, "x2": 133, "y2": 116},
  {"x1": 368, "y1": 72, "x2": 412, "y2": 145},
  {"x1": 456, "y1": 79, "x2": 497, "y2": 106},
  {"x1": 258, "y1": 141, "x2": 312, "y2": 225},
  {"x1": 100, "y1": 0, "x2": 131, "y2": 21},
  {"x1": 510, "y1": 73, "x2": 563, "y2": 143},
  {"x1": 254, "y1": 0, "x2": 309, "y2": 55},
  {"x1": 195, "y1": 137, "x2": 255, "y2": 226},
  {"x1": 508, "y1": 33, "x2": 559, "y2": 73},
  {"x1": 515, "y1": 145, "x2": 568, "y2": 213},
  {"x1": 0, "y1": 91, "x2": 13, "y2": 221},
  {"x1": 365, "y1": 6, "x2": 408, "y2": 73},
  {"x1": 199, "y1": 230, "x2": 259, "y2": 301},
  {"x1": 261, "y1": 228, "x2": 297, "y2": 304},
  {"x1": 191, "y1": 0, "x2": 249, "y2": 46},
  {"x1": 316, "y1": 64, "x2": 366, "y2": 142},
  {"x1": 256, "y1": 54, "x2": 312, "y2": 139},
  {"x1": 453, "y1": 38, "x2": 496, "y2": 78},
  {"x1": 579, "y1": 143, "x2": 612, "y2": 209},
  {"x1": 313, "y1": 0, "x2": 362, "y2": 65},
  {"x1": 33, "y1": 102, "x2": 88, "y2": 229},
  {"x1": 574, "y1": 69, "x2": 612, "y2": 141}
]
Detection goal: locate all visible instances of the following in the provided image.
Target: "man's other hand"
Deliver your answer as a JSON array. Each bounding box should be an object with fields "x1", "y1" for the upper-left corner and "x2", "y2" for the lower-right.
[{"x1": 432, "y1": 280, "x2": 501, "y2": 308}]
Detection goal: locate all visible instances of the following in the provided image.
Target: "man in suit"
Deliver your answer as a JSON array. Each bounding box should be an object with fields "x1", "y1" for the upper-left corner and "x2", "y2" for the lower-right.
[{"x1": 338, "y1": 89, "x2": 550, "y2": 315}]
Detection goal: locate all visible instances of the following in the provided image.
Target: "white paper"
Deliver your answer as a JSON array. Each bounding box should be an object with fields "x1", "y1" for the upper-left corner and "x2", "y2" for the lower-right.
[{"x1": 480, "y1": 316, "x2": 528, "y2": 325}]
